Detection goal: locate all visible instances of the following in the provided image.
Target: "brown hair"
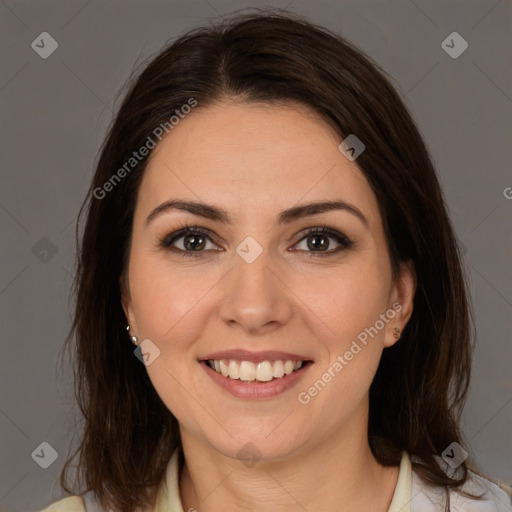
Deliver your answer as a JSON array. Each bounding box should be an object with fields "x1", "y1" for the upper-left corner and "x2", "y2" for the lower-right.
[{"x1": 58, "y1": 8, "x2": 480, "y2": 511}]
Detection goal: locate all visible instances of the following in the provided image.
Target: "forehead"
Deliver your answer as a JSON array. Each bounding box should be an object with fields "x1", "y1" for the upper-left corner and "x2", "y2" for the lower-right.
[{"x1": 138, "y1": 101, "x2": 380, "y2": 231}]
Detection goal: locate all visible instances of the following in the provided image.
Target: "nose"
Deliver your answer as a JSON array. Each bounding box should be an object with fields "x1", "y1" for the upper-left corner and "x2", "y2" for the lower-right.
[{"x1": 218, "y1": 246, "x2": 293, "y2": 335}]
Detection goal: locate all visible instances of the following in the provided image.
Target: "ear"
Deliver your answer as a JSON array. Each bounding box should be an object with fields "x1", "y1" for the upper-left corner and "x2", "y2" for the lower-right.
[
  {"x1": 120, "y1": 272, "x2": 138, "y2": 334},
  {"x1": 384, "y1": 259, "x2": 416, "y2": 348}
]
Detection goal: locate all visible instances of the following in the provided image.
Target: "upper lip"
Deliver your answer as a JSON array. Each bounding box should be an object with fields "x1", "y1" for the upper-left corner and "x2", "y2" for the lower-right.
[{"x1": 200, "y1": 349, "x2": 312, "y2": 364}]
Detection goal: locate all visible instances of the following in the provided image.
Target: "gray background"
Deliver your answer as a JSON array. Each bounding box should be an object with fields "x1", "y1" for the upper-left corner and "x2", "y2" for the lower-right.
[{"x1": 0, "y1": 0, "x2": 511, "y2": 511}]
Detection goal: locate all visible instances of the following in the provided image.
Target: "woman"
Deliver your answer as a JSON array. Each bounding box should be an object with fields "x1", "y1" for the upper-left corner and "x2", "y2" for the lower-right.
[{"x1": 39, "y1": 9, "x2": 512, "y2": 512}]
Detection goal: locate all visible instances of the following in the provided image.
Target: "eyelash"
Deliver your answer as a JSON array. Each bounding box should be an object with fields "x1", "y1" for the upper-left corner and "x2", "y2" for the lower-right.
[{"x1": 159, "y1": 222, "x2": 354, "y2": 258}]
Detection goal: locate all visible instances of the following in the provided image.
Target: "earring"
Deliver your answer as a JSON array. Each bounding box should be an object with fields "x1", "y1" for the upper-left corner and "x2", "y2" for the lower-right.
[
  {"x1": 126, "y1": 325, "x2": 139, "y2": 346},
  {"x1": 393, "y1": 327, "x2": 401, "y2": 340}
]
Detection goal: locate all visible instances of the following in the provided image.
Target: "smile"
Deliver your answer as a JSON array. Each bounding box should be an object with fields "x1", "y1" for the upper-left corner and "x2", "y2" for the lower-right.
[
  {"x1": 200, "y1": 359, "x2": 314, "y2": 399},
  {"x1": 206, "y1": 358, "x2": 305, "y2": 382}
]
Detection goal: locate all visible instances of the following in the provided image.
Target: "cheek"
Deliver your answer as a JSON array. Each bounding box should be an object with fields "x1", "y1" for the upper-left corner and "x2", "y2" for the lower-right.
[
  {"x1": 128, "y1": 253, "x2": 211, "y2": 342},
  {"x1": 293, "y1": 261, "x2": 391, "y2": 343},
  {"x1": 128, "y1": 258, "x2": 213, "y2": 423},
  {"x1": 291, "y1": 261, "x2": 390, "y2": 400}
]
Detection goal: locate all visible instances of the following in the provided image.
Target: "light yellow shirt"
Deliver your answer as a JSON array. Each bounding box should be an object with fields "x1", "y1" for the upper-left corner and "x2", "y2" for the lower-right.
[{"x1": 38, "y1": 450, "x2": 512, "y2": 511}]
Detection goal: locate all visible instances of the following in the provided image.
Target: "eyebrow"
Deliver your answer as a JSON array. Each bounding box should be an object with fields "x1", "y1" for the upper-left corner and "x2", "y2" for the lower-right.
[{"x1": 145, "y1": 199, "x2": 369, "y2": 229}]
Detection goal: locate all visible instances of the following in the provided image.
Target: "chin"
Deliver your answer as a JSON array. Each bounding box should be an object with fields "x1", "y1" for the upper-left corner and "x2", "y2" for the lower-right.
[{"x1": 212, "y1": 426, "x2": 307, "y2": 464}]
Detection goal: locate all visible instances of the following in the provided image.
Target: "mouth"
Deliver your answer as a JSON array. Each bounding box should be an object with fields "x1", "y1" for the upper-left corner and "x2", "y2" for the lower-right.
[
  {"x1": 202, "y1": 358, "x2": 313, "y2": 382},
  {"x1": 199, "y1": 358, "x2": 314, "y2": 399}
]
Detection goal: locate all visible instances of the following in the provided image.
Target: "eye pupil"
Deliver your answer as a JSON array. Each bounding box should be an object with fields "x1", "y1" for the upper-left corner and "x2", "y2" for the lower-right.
[
  {"x1": 184, "y1": 234, "x2": 205, "y2": 251},
  {"x1": 307, "y1": 234, "x2": 329, "y2": 251}
]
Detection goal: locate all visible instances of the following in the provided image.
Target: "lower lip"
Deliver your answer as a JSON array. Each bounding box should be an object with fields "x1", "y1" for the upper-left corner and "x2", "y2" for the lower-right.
[{"x1": 200, "y1": 360, "x2": 314, "y2": 399}]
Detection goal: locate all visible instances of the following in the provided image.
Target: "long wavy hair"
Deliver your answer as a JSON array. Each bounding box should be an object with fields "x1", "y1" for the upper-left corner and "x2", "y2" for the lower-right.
[{"x1": 58, "y1": 8, "x2": 479, "y2": 511}]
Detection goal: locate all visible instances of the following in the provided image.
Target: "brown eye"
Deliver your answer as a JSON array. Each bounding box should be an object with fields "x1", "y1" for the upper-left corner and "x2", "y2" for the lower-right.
[
  {"x1": 160, "y1": 225, "x2": 220, "y2": 257},
  {"x1": 293, "y1": 227, "x2": 353, "y2": 255},
  {"x1": 177, "y1": 233, "x2": 207, "y2": 251},
  {"x1": 305, "y1": 233, "x2": 330, "y2": 251}
]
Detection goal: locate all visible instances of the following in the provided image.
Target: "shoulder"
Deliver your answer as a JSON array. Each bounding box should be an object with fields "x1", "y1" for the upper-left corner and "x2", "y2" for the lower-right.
[
  {"x1": 411, "y1": 465, "x2": 512, "y2": 511},
  {"x1": 410, "y1": 460, "x2": 512, "y2": 512},
  {"x1": 38, "y1": 495, "x2": 85, "y2": 512},
  {"x1": 449, "y1": 470, "x2": 512, "y2": 511}
]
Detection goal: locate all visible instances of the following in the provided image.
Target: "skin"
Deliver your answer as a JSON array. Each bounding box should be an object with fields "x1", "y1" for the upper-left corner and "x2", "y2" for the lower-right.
[{"x1": 121, "y1": 99, "x2": 416, "y2": 512}]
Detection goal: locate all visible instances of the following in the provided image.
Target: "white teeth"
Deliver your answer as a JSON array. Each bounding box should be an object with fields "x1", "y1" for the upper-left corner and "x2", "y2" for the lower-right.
[
  {"x1": 228, "y1": 360, "x2": 240, "y2": 379},
  {"x1": 239, "y1": 361, "x2": 256, "y2": 381},
  {"x1": 273, "y1": 360, "x2": 285, "y2": 378},
  {"x1": 219, "y1": 360, "x2": 229, "y2": 377},
  {"x1": 256, "y1": 361, "x2": 274, "y2": 382},
  {"x1": 207, "y1": 359, "x2": 306, "y2": 382},
  {"x1": 284, "y1": 360, "x2": 295, "y2": 375}
]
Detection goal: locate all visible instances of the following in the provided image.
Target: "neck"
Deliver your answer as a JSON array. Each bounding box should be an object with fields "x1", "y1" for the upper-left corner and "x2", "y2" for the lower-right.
[{"x1": 178, "y1": 409, "x2": 400, "y2": 512}]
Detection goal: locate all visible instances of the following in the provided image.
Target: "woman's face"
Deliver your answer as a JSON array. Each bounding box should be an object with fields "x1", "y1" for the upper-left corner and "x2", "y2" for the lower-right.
[{"x1": 122, "y1": 100, "x2": 415, "y2": 461}]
